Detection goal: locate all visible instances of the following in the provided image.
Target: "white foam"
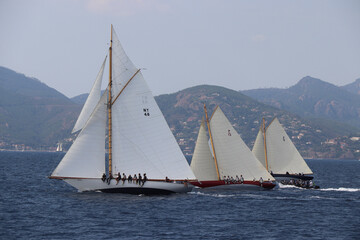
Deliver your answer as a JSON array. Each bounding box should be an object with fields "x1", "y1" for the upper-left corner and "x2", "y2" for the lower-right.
[
  {"x1": 278, "y1": 183, "x2": 302, "y2": 189},
  {"x1": 188, "y1": 191, "x2": 235, "y2": 198},
  {"x1": 319, "y1": 187, "x2": 360, "y2": 192}
]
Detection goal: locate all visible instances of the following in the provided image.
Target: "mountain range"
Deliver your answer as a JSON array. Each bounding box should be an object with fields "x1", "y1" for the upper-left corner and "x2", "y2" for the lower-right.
[
  {"x1": 341, "y1": 78, "x2": 360, "y2": 95},
  {"x1": 0, "y1": 66, "x2": 359, "y2": 159},
  {"x1": 242, "y1": 76, "x2": 360, "y2": 129}
]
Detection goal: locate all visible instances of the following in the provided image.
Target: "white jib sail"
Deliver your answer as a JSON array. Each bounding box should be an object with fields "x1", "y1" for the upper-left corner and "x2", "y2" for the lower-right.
[
  {"x1": 110, "y1": 28, "x2": 195, "y2": 180},
  {"x1": 72, "y1": 57, "x2": 107, "y2": 133},
  {"x1": 210, "y1": 107, "x2": 274, "y2": 181},
  {"x1": 252, "y1": 127, "x2": 267, "y2": 169},
  {"x1": 265, "y1": 118, "x2": 313, "y2": 175},
  {"x1": 51, "y1": 92, "x2": 107, "y2": 178},
  {"x1": 190, "y1": 119, "x2": 218, "y2": 181}
]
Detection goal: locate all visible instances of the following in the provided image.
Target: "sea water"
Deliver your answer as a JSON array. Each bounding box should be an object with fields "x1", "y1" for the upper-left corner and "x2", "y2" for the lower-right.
[{"x1": 0, "y1": 152, "x2": 359, "y2": 239}]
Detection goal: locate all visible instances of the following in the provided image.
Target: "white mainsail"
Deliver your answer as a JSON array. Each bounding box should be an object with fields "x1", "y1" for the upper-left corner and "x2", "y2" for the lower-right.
[
  {"x1": 72, "y1": 57, "x2": 107, "y2": 134},
  {"x1": 254, "y1": 117, "x2": 313, "y2": 175},
  {"x1": 209, "y1": 107, "x2": 274, "y2": 181},
  {"x1": 110, "y1": 27, "x2": 195, "y2": 180},
  {"x1": 51, "y1": 26, "x2": 196, "y2": 193},
  {"x1": 190, "y1": 119, "x2": 218, "y2": 181},
  {"x1": 51, "y1": 92, "x2": 107, "y2": 178}
]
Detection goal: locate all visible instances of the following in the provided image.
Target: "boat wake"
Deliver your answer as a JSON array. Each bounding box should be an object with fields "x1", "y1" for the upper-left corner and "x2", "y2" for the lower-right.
[
  {"x1": 319, "y1": 187, "x2": 360, "y2": 192},
  {"x1": 278, "y1": 183, "x2": 304, "y2": 189},
  {"x1": 188, "y1": 191, "x2": 235, "y2": 198}
]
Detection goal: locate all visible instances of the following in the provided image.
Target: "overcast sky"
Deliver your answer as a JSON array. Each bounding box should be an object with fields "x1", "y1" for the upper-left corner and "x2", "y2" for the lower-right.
[{"x1": 1, "y1": 0, "x2": 359, "y2": 98}]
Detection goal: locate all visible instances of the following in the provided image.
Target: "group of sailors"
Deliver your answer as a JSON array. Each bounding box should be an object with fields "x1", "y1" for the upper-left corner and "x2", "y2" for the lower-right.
[
  {"x1": 223, "y1": 175, "x2": 270, "y2": 186},
  {"x1": 224, "y1": 175, "x2": 245, "y2": 184},
  {"x1": 101, "y1": 172, "x2": 148, "y2": 186},
  {"x1": 280, "y1": 179, "x2": 317, "y2": 189},
  {"x1": 286, "y1": 171, "x2": 306, "y2": 176}
]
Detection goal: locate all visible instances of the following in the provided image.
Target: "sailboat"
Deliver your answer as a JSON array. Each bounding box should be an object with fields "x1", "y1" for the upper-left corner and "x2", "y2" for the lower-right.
[
  {"x1": 50, "y1": 26, "x2": 196, "y2": 194},
  {"x1": 252, "y1": 117, "x2": 314, "y2": 183},
  {"x1": 56, "y1": 143, "x2": 63, "y2": 152},
  {"x1": 190, "y1": 105, "x2": 276, "y2": 190}
]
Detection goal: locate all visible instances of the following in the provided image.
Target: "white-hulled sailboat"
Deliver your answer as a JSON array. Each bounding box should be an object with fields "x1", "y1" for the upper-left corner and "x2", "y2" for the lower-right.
[
  {"x1": 252, "y1": 117, "x2": 314, "y2": 183},
  {"x1": 190, "y1": 105, "x2": 276, "y2": 190},
  {"x1": 56, "y1": 143, "x2": 63, "y2": 152},
  {"x1": 50, "y1": 26, "x2": 196, "y2": 194}
]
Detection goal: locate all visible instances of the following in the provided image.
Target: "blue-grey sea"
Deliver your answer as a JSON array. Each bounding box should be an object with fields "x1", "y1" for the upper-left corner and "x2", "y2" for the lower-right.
[{"x1": 0, "y1": 151, "x2": 359, "y2": 240}]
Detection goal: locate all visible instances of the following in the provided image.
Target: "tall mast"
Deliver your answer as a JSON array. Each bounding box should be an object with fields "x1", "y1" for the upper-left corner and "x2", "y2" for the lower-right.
[
  {"x1": 108, "y1": 25, "x2": 113, "y2": 176},
  {"x1": 263, "y1": 118, "x2": 269, "y2": 171},
  {"x1": 204, "y1": 104, "x2": 220, "y2": 180}
]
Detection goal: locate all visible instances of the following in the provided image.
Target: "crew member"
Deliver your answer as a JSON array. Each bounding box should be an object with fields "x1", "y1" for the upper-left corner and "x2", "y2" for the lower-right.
[{"x1": 101, "y1": 173, "x2": 106, "y2": 182}]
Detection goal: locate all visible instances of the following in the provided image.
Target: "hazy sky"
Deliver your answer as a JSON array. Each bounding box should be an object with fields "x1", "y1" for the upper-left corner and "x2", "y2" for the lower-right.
[{"x1": 1, "y1": 0, "x2": 359, "y2": 98}]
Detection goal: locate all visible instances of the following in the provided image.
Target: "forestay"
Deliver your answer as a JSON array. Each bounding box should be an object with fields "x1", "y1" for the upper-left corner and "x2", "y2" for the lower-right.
[
  {"x1": 191, "y1": 119, "x2": 218, "y2": 181},
  {"x1": 264, "y1": 118, "x2": 313, "y2": 175},
  {"x1": 210, "y1": 107, "x2": 274, "y2": 181}
]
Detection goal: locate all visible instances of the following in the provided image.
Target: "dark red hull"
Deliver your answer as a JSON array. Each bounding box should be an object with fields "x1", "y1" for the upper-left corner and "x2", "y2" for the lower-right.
[{"x1": 189, "y1": 180, "x2": 276, "y2": 190}]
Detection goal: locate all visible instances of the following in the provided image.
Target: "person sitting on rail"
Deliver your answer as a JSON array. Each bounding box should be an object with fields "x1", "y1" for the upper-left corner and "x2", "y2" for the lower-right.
[
  {"x1": 138, "y1": 173, "x2": 143, "y2": 185},
  {"x1": 142, "y1": 173, "x2": 147, "y2": 186},
  {"x1": 116, "y1": 172, "x2": 121, "y2": 185},
  {"x1": 107, "y1": 173, "x2": 113, "y2": 184},
  {"x1": 240, "y1": 175, "x2": 244, "y2": 184},
  {"x1": 122, "y1": 173, "x2": 126, "y2": 184},
  {"x1": 127, "y1": 174, "x2": 132, "y2": 183}
]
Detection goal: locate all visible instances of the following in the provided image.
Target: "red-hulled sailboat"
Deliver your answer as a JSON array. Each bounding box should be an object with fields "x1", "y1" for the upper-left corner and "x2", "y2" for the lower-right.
[{"x1": 189, "y1": 105, "x2": 276, "y2": 190}]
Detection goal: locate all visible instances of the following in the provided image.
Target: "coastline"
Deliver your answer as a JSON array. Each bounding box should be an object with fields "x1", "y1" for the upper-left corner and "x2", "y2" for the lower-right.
[{"x1": 0, "y1": 150, "x2": 358, "y2": 160}]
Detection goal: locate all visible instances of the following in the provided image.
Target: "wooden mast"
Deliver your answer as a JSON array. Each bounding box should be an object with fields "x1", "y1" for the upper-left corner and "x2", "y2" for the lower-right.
[
  {"x1": 262, "y1": 118, "x2": 269, "y2": 171},
  {"x1": 204, "y1": 104, "x2": 220, "y2": 180},
  {"x1": 108, "y1": 25, "x2": 113, "y2": 176}
]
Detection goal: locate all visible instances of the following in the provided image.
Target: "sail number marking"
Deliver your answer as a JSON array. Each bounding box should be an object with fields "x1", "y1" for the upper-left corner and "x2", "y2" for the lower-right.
[{"x1": 143, "y1": 108, "x2": 150, "y2": 116}]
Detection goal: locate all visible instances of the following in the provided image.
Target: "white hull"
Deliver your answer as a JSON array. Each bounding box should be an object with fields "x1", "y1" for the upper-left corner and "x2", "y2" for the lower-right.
[{"x1": 63, "y1": 178, "x2": 193, "y2": 194}]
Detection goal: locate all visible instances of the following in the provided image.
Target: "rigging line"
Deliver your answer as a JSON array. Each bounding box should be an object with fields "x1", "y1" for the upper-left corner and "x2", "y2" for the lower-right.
[
  {"x1": 204, "y1": 103, "x2": 220, "y2": 181},
  {"x1": 263, "y1": 118, "x2": 269, "y2": 171},
  {"x1": 111, "y1": 69, "x2": 141, "y2": 106}
]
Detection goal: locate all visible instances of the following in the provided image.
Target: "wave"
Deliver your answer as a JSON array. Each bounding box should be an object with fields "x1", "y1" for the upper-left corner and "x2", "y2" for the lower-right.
[
  {"x1": 309, "y1": 196, "x2": 338, "y2": 200},
  {"x1": 319, "y1": 187, "x2": 360, "y2": 192}
]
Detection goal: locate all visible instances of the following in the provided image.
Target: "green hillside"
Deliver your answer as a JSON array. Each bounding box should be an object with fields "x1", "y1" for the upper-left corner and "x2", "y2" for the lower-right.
[
  {"x1": 0, "y1": 66, "x2": 81, "y2": 149},
  {"x1": 156, "y1": 85, "x2": 360, "y2": 159}
]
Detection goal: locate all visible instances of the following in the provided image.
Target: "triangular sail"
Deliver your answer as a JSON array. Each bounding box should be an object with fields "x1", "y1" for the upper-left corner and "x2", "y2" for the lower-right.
[
  {"x1": 110, "y1": 28, "x2": 195, "y2": 180},
  {"x1": 210, "y1": 107, "x2": 274, "y2": 181},
  {"x1": 72, "y1": 57, "x2": 107, "y2": 133},
  {"x1": 111, "y1": 27, "x2": 138, "y2": 98},
  {"x1": 252, "y1": 127, "x2": 267, "y2": 169},
  {"x1": 264, "y1": 118, "x2": 313, "y2": 174},
  {"x1": 191, "y1": 119, "x2": 218, "y2": 181},
  {"x1": 51, "y1": 92, "x2": 107, "y2": 178}
]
